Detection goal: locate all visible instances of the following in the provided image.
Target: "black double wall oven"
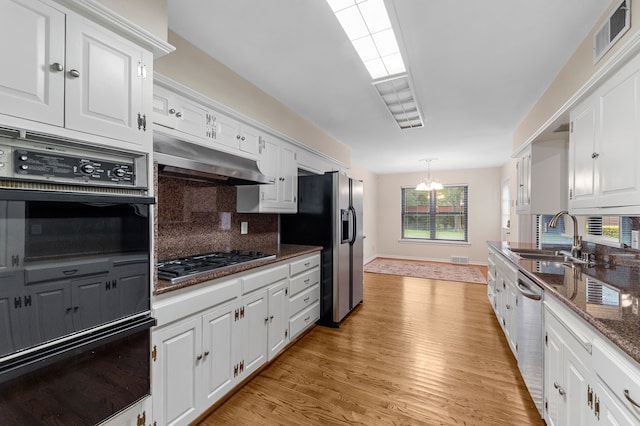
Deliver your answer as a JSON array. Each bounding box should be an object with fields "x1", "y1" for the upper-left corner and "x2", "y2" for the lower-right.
[{"x1": 0, "y1": 133, "x2": 155, "y2": 425}]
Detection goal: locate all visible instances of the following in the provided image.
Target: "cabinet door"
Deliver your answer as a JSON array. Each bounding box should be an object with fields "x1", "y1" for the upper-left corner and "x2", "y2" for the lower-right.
[
  {"x1": 65, "y1": 15, "x2": 147, "y2": 145},
  {"x1": 0, "y1": 0, "x2": 65, "y2": 126},
  {"x1": 201, "y1": 303, "x2": 236, "y2": 406},
  {"x1": 569, "y1": 98, "x2": 597, "y2": 208},
  {"x1": 279, "y1": 143, "x2": 298, "y2": 209},
  {"x1": 175, "y1": 97, "x2": 208, "y2": 139},
  {"x1": 258, "y1": 138, "x2": 280, "y2": 205},
  {"x1": 564, "y1": 345, "x2": 590, "y2": 426},
  {"x1": 239, "y1": 125, "x2": 260, "y2": 156},
  {"x1": 516, "y1": 152, "x2": 531, "y2": 211},
  {"x1": 152, "y1": 85, "x2": 178, "y2": 129},
  {"x1": 268, "y1": 281, "x2": 288, "y2": 360},
  {"x1": 504, "y1": 282, "x2": 518, "y2": 356},
  {"x1": 597, "y1": 65, "x2": 640, "y2": 207},
  {"x1": 595, "y1": 382, "x2": 638, "y2": 426},
  {"x1": 241, "y1": 290, "x2": 268, "y2": 378},
  {"x1": 544, "y1": 323, "x2": 564, "y2": 426},
  {"x1": 29, "y1": 280, "x2": 73, "y2": 344},
  {"x1": 215, "y1": 113, "x2": 241, "y2": 150},
  {"x1": 151, "y1": 317, "x2": 201, "y2": 426}
]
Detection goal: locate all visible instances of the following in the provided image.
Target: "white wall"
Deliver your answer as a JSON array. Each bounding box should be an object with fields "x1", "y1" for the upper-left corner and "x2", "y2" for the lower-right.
[
  {"x1": 348, "y1": 162, "x2": 378, "y2": 263},
  {"x1": 376, "y1": 167, "x2": 502, "y2": 265}
]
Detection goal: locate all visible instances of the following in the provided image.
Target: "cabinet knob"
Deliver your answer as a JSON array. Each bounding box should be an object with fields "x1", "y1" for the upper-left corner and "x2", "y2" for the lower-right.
[
  {"x1": 270, "y1": 315, "x2": 274, "y2": 322},
  {"x1": 236, "y1": 135, "x2": 241, "y2": 140},
  {"x1": 68, "y1": 69, "x2": 80, "y2": 78},
  {"x1": 264, "y1": 317, "x2": 269, "y2": 324},
  {"x1": 168, "y1": 108, "x2": 176, "y2": 114},
  {"x1": 196, "y1": 354, "x2": 203, "y2": 361},
  {"x1": 554, "y1": 382, "x2": 566, "y2": 396},
  {"x1": 591, "y1": 152, "x2": 599, "y2": 159},
  {"x1": 241, "y1": 136, "x2": 245, "y2": 141},
  {"x1": 204, "y1": 350, "x2": 210, "y2": 357},
  {"x1": 175, "y1": 111, "x2": 183, "y2": 118},
  {"x1": 51, "y1": 62, "x2": 64, "y2": 72}
]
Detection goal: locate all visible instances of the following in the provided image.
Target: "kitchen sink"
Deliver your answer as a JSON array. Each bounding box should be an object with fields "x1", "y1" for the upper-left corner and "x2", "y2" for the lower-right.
[
  {"x1": 508, "y1": 247, "x2": 561, "y2": 256},
  {"x1": 516, "y1": 252, "x2": 567, "y2": 262}
]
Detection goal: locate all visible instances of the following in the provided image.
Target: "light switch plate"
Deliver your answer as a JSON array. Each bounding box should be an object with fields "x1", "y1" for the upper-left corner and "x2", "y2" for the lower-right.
[{"x1": 241, "y1": 222, "x2": 248, "y2": 235}]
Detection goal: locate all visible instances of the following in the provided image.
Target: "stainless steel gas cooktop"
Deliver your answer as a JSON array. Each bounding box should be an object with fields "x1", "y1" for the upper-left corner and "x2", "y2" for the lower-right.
[{"x1": 157, "y1": 250, "x2": 275, "y2": 283}]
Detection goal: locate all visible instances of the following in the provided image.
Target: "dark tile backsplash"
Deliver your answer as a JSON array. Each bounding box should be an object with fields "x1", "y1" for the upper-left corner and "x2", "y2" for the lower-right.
[{"x1": 156, "y1": 176, "x2": 278, "y2": 261}]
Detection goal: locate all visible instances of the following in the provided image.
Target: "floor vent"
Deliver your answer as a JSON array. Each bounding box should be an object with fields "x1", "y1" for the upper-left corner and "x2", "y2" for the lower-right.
[
  {"x1": 451, "y1": 256, "x2": 469, "y2": 264},
  {"x1": 594, "y1": 0, "x2": 630, "y2": 63}
]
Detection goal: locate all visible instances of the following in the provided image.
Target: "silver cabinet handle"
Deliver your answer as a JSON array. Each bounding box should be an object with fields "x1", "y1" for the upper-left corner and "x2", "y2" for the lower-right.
[
  {"x1": 554, "y1": 382, "x2": 566, "y2": 396},
  {"x1": 241, "y1": 136, "x2": 245, "y2": 141},
  {"x1": 51, "y1": 62, "x2": 63, "y2": 72},
  {"x1": 624, "y1": 390, "x2": 640, "y2": 408},
  {"x1": 68, "y1": 69, "x2": 80, "y2": 78},
  {"x1": 168, "y1": 108, "x2": 176, "y2": 114},
  {"x1": 196, "y1": 354, "x2": 203, "y2": 361},
  {"x1": 204, "y1": 350, "x2": 210, "y2": 357},
  {"x1": 175, "y1": 111, "x2": 183, "y2": 118},
  {"x1": 591, "y1": 152, "x2": 599, "y2": 159}
]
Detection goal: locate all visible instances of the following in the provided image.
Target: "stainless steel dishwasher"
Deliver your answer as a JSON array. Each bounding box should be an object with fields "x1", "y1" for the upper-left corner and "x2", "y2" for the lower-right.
[{"x1": 516, "y1": 272, "x2": 544, "y2": 417}]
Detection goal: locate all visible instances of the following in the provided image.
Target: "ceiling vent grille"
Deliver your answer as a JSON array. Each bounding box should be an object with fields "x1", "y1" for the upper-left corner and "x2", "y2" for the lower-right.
[
  {"x1": 594, "y1": 0, "x2": 630, "y2": 63},
  {"x1": 372, "y1": 73, "x2": 424, "y2": 129}
]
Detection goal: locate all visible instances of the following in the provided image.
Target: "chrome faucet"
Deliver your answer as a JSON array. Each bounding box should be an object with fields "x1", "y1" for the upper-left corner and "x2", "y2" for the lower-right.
[{"x1": 549, "y1": 210, "x2": 582, "y2": 259}]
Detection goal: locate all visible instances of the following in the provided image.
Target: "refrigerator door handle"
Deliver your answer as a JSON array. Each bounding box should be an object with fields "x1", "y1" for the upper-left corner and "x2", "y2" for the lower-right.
[{"x1": 349, "y1": 206, "x2": 357, "y2": 245}]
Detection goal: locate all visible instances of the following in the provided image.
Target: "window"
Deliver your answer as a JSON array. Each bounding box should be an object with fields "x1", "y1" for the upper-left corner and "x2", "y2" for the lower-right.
[
  {"x1": 587, "y1": 216, "x2": 635, "y2": 246},
  {"x1": 536, "y1": 214, "x2": 572, "y2": 247},
  {"x1": 401, "y1": 185, "x2": 468, "y2": 242}
]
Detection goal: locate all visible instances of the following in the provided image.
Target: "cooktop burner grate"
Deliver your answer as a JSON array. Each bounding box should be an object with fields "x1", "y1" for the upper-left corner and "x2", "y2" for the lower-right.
[{"x1": 157, "y1": 250, "x2": 275, "y2": 283}]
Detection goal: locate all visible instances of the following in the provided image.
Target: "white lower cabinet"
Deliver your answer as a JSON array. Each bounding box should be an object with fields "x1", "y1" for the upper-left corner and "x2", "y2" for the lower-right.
[
  {"x1": 544, "y1": 306, "x2": 592, "y2": 426},
  {"x1": 152, "y1": 300, "x2": 236, "y2": 426},
  {"x1": 544, "y1": 296, "x2": 640, "y2": 426},
  {"x1": 151, "y1": 253, "x2": 320, "y2": 426},
  {"x1": 488, "y1": 247, "x2": 518, "y2": 356}
]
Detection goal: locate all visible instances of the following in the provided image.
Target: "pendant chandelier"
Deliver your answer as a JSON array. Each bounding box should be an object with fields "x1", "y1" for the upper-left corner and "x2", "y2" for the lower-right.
[{"x1": 416, "y1": 159, "x2": 443, "y2": 191}]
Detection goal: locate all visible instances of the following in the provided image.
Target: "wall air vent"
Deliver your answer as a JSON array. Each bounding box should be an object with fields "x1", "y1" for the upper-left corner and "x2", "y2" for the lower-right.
[
  {"x1": 594, "y1": 0, "x2": 630, "y2": 64},
  {"x1": 372, "y1": 73, "x2": 424, "y2": 130}
]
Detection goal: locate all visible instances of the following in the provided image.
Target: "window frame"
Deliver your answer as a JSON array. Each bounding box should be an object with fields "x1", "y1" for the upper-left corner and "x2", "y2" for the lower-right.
[{"x1": 400, "y1": 185, "x2": 469, "y2": 243}]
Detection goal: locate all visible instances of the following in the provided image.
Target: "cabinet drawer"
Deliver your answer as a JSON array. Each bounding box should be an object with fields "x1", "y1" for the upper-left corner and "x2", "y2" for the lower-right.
[
  {"x1": 289, "y1": 267, "x2": 320, "y2": 296},
  {"x1": 289, "y1": 284, "x2": 319, "y2": 317},
  {"x1": 289, "y1": 301, "x2": 319, "y2": 340},
  {"x1": 289, "y1": 255, "x2": 320, "y2": 277},
  {"x1": 241, "y1": 264, "x2": 288, "y2": 294},
  {"x1": 593, "y1": 339, "x2": 640, "y2": 420}
]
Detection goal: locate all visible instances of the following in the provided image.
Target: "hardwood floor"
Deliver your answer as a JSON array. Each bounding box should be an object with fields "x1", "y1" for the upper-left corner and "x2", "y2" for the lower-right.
[{"x1": 199, "y1": 273, "x2": 544, "y2": 426}]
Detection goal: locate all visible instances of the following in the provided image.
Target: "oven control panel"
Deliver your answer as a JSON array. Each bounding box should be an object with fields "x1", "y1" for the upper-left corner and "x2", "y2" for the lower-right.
[
  {"x1": 0, "y1": 135, "x2": 147, "y2": 189},
  {"x1": 12, "y1": 148, "x2": 135, "y2": 185}
]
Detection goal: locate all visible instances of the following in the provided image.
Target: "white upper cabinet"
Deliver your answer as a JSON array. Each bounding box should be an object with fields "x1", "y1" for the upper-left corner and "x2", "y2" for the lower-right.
[
  {"x1": 65, "y1": 14, "x2": 152, "y2": 147},
  {"x1": 236, "y1": 136, "x2": 298, "y2": 213},
  {"x1": 0, "y1": 0, "x2": 65, "y2": 126},
  {"x1": 569, "y1": 53, "x2": 640, "y2": 213},
  {"x1": 0, "y1": 0, "x2": 154, "y2": 151},
  {"x1": 516, "y1": 139, "x2": 568, "y2": 215},
  {"x1": 153, "y1": 84, "x2": 208, "y2": 139}
]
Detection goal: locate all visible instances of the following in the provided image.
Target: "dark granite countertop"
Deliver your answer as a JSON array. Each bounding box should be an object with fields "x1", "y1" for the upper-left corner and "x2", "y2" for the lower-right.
[
  {"x1": 154, "y1": 244, "x2": 322, "y2": 295},
  {"x1": 488, "y1": 241, "x2": 640, "y2": 365}
]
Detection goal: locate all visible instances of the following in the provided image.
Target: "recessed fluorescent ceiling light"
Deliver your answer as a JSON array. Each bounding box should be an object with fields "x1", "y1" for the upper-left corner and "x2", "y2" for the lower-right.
[
  {"x1": 327, "y1": 0, "x2": 423, "y2": 129},
  {"x1": 327, "y1": 0, "x2": 406, "y2": 79}
]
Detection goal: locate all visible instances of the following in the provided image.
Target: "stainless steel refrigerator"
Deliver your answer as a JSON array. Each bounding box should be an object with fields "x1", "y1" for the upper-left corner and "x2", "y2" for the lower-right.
[{"x1": 280, "y1": 171, "x2": 364, "y2": 327}]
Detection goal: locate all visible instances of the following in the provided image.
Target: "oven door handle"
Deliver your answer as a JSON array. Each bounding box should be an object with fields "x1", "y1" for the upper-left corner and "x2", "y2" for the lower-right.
[
  {"x1": 0, "y1": 315, "x2": 156, "y2": 384},
  {"x1": 0, "y1": 189, "x2": 155, "y2": 204}
]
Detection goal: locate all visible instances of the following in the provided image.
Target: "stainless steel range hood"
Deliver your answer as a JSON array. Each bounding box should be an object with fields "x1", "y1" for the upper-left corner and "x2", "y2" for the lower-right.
[{"x1": 153, "y1": 133, "x2": 274, "y2": 185}]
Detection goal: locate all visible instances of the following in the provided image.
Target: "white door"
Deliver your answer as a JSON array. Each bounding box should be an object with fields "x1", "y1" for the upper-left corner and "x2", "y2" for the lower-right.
[
  {"x1": 0, "y1": 0, "x2": 65, "y2": 126},
  {"x1": 280, "y1": 144, "x2": 298, "y2": 209},
  {"x1": 239, "y1": 125, "x2": 260, "y2": 156},
  {"x1": 241, "y1": 290, "x2": 268, "y2": 378},
  {"x1": 259, "y1": 138, "x2": 280, "y2": 205},
  {"x1": 152, "y1": 318, "x2": 201, "y2": 426},
  {"x1": 564, "y1": 346, "x2": 590, "y2": 426},
  {"x1": 268, "y1": 281, "x2": 288, "y2": 360},
  {"x1": 201, "y1": 303, "x2": 236, "y2": 406},
  {"x1": 65, "y1": 15, "x2": 147, "y2": 145},
  {"x1": 569, "y1": 98, "x2": 597, "y2": 208},
  {"x1": 214, "y1": 113, "x2": 241, "y2": 150},
  {"x1": 597, "y1": 65, "x2": 640, "y2": 207}
]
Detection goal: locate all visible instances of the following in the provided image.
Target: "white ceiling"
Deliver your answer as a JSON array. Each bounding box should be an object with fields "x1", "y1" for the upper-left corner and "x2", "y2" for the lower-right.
[{"x1": 167, "y1": 0, "x2": 610, "y2": 174}]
